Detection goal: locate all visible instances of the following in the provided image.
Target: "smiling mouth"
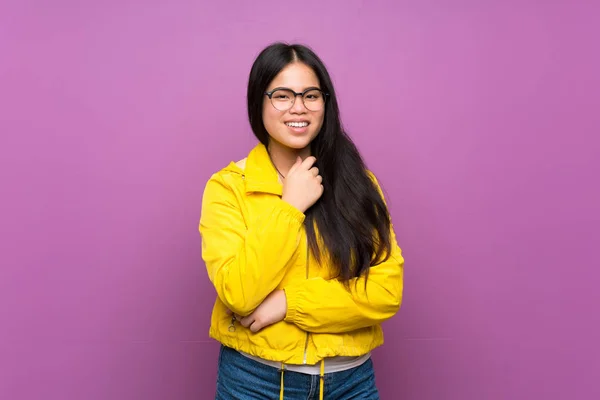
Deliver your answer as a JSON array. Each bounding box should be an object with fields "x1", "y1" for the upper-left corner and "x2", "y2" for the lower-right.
[{"x1": 285, "y1": 122, "x2": 309, "y2": 128}]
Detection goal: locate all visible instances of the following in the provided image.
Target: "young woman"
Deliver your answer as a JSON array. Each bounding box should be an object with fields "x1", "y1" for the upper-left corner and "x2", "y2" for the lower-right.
[{"x1": 199, "y1": 42, "x2": 405, "y2": 400}]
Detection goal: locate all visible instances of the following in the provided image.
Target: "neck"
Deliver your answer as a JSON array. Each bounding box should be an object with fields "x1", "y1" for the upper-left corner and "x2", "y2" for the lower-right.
[{"x1": 267, "y1": 141, "x2": 311, "y2": 178}]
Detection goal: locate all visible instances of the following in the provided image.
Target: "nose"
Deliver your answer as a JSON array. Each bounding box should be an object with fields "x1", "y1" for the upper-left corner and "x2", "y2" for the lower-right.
[{"x1": 290, "y1": 94, "x2": 308, "y2": 114}]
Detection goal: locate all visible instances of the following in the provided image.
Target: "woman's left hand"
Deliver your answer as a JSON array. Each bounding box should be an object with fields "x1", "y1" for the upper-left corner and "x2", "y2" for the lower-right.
[{"x1": 230, "y1": 290, "x2": 287, "y2": 333}]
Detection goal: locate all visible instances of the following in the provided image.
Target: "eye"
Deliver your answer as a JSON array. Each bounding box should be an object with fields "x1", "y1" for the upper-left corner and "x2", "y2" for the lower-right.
[
  {"x1": 304, "y1": 90, "x2": 322, "y2": 101},
  {"x1": 272, "y1": 90, "x2": 293, "y2": 100}
]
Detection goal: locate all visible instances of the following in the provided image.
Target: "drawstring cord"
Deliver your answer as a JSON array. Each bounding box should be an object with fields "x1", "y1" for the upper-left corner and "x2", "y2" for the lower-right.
[
  {"x1": 319, "y1": 359, "x2": 325, "y2": 400},
  {"x1": 279, "y1": 360, "x2": 325, "y2": 400},
  {"x1": 279, "y1": 363, "x2": 285, "y2": 400}
]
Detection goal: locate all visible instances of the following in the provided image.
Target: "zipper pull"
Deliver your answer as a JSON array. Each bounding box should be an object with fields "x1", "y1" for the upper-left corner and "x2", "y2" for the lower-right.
[{"x1": 228, "y1": 315, "x2": 236, "y2": 332}]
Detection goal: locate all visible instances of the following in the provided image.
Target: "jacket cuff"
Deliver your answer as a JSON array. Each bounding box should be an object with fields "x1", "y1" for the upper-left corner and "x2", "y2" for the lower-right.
[
  {"x1": 277, "y1": 199, "x2": 306, "y2": 225},
  {"x1": 283, "y1": 283, "x2": 302, "y2": 323}
]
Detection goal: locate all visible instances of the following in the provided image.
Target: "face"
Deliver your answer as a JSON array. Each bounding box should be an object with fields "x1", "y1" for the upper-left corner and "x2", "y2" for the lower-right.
[{"x1": 262, "y1": 62, "x2": 325, "y2": 152}]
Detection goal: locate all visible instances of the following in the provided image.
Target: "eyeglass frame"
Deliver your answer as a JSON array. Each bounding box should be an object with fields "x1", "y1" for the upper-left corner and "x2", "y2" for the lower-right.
[{"x1": 264, "y1": 87, "x2": 330, "y2": 111}]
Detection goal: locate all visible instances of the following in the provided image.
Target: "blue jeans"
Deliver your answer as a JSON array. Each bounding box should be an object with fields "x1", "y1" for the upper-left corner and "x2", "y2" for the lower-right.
[{"x1": 215, "y1": 345, "x2": 380, "y2": 399}]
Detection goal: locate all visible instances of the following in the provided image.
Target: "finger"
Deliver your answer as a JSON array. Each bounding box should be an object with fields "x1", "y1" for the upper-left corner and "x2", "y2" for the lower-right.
[
  {"x1": 288, "y1": 156, "x2": 303, "y2": 174},
  {"x1": 240, "y1": 315, "x2": 254, "y2": 328},
  {"x1": 316, "y1": 175, "x2": 323, "y2": 183},
  {"x1": 301, "y1": 156, "x2": 317, "y2": 169},
  {"x1": 310, "y1": 167, "x2": 319, "y2": 176},
  {"x1": 250, "y1": 320, "x2": 262, "y2": 333}
]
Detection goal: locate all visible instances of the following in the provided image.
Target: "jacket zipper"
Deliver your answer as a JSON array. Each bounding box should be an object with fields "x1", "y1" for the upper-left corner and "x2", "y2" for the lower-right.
[{"x1": 302, "y1": 243, "x2": 309, "y2": 364}]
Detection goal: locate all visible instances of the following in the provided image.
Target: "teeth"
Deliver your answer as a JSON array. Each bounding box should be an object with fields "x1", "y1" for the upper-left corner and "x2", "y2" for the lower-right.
[{"x1": 286, "y1": 122, "x2": 308, "y2": 128}]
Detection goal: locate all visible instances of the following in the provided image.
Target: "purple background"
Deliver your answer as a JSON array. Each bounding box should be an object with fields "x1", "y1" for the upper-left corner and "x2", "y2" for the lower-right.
[{"x1": 1, "y1": 1, "x2": 599, "y2": 399}]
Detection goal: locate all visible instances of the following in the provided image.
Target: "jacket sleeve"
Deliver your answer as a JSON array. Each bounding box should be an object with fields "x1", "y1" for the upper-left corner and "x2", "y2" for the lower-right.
[
  {"x1": 282, "y1": 173, "x2": 404, "y2": 333},
  {"x1": 199, "y1": 172, "x2": 305, "y2": 316}
]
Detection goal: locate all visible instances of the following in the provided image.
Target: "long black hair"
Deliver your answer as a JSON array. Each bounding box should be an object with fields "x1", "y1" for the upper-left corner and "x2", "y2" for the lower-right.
[{"x1": 247, "y1": 42, "x2": 392, "y2": 284}]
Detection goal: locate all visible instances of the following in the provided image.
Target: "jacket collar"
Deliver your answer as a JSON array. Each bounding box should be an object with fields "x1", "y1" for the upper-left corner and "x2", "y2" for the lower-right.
[{"x1": 243, "y1": 143, "x2": 282, "y2": 195}]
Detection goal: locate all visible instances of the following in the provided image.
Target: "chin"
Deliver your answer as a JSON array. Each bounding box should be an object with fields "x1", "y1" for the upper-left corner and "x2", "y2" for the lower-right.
[
  {"x1": 280, "y1": 136, "x2": 315, "y2": 150},
  {"x1": 269, "y1": 129, "x2": 315, "y2": 149}
]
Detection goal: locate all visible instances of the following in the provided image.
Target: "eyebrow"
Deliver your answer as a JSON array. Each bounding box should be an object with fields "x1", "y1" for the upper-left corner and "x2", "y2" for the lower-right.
[{"x1": 268, "y1": 86, "x2": 322, "y2": 92}]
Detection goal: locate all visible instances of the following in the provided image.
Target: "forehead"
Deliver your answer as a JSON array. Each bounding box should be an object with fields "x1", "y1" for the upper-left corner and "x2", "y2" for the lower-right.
[{"x1": 268, "y1": 62, "x2": 320, "y2": 91}]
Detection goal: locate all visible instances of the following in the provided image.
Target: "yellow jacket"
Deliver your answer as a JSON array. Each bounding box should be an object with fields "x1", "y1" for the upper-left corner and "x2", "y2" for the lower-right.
[{"x1": 199, "y1": 143, "x2": 404, "y2": 366}]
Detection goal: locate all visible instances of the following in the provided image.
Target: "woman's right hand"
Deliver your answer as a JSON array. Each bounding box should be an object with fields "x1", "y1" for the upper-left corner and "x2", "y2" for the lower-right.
[{"x1": 282, "y1": 156, "x2": 324, "y2": 213}]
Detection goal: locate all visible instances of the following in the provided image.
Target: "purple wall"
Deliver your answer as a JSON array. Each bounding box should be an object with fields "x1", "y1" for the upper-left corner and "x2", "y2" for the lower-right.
[{"x1": 1, "y1": 1, "x2": 598, "y2": 399}]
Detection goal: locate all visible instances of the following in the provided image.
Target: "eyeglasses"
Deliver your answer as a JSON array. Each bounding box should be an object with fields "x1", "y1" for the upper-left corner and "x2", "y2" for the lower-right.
[{"x1": 264, "y1": 87, "x2": 329, "y2": 112}]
